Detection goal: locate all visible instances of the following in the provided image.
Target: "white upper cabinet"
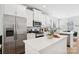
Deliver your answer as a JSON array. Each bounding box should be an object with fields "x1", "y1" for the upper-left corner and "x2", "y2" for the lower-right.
[
  {"x1": 33, "y1": 9, "x2": 50, "y2": 27},
  {"x1": 0, "y1": 5, "x2": 4, "y2": 14},
  {"x1": 16, "y1": 5, "x2": 26, "y2": 17},
  {"x1": 26, "y1": 9, "x2": 33, "y2": 27},
  {"x1": 4, "y1": 4, "x2": 16, "y2": 15},
  {"x1": 40, "y1": 13, "x2": 46, "y2": 27},
  {"x1": 3, "y1": 4, "x2": 27, "y2": 17},
  {"x1": 44, "y1": 15, "x2": 50, "y2": 27},
  {"x1": 40, "y1": 13, "x2": 44, "y2": 26},
  {"x1": 33, "y1": 9, "x2": 42, "y2": 21}
]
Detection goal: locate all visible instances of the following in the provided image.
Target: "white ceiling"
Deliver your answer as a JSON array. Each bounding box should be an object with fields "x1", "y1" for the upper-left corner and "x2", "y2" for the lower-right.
[{"x1": 25, "y1": 4, "x2": 79, "y2": 18}]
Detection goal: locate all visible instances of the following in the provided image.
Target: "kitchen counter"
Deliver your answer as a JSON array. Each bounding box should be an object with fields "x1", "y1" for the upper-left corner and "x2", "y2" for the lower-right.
[
  {"x1": 59, "y1": 31, "x2": 74, "y2": 47},
  {"x1": 23, "y1": 35, "x2": 67, "y2": 54},
  {"x1": 59, "y1": 31, "x2": 74, "y2": 35}
]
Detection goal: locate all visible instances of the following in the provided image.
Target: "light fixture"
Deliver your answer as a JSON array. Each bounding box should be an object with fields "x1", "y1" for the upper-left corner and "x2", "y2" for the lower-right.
[{"x1": 42, "y1": 5, "x2": 46, "y2": 8}]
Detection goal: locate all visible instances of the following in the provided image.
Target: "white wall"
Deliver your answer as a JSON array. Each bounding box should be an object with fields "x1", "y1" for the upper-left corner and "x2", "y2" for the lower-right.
[
  {"x1": 59, "y1": 16, "x2": 79, "y2": 36},
  {"x1": 59, "y1": 18, "x2": 68, "y2": 31},
  {"x1": 68, "y1": 16, "x2": 79, "y2": 36},
  {"x1": 52, "y1": 16, "x2": 59, "y2": 28}
]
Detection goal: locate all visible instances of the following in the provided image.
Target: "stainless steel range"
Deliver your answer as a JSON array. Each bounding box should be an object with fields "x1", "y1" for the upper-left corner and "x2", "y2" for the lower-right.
[{"x1": 35, "y1": 32, "x2": 44, "y2": 38}]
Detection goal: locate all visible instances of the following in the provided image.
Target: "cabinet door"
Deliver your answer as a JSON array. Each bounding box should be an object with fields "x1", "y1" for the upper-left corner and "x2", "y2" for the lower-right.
[
  {"x1": 26, "y1": 9, "x2": 33, "y2": 26},
  {"x1": 16, "y1": 5, "x2": 26, "y2": 17},
  {"x1": 4, "y1": 4, "x2": 16, "y2": 16},
  {"x1": 33, "y1": 9, "x2": 41, "y2": 21},
  {"x1": 4, "y1": 5, "x2": 27, "y2": 17},
  {"x1": 0, "y1": 5, "x2": 4, "y2": 14},
  {"x1": 45, "y1": 15, "x2": 50, "y2": 27},
  {"x1": 40, "y1": 14, "x2": 45, "y2": 27}
]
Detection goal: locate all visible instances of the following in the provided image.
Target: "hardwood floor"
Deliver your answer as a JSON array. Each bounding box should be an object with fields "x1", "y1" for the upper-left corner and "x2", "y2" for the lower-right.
[{"x1": 67, "y1": 37, "x2": 79, "y2": 54}]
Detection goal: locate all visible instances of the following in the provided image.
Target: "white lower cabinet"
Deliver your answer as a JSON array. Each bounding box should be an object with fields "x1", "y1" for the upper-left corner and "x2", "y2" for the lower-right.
[
  {"x1": 24, "y1": 35, "x2": 67, "y2": 54},
  {"x1": 39, "y1": 38, "x2": 67, "y2": 54},
  {"x1": 27, "y1": 33, "x2": 35, "y2": 40}
]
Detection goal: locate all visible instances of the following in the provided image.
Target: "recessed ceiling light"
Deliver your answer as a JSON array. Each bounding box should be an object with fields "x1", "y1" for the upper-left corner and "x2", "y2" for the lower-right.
[{"x1": 42, "y1": 5, "x2": 46, "y2": 8}]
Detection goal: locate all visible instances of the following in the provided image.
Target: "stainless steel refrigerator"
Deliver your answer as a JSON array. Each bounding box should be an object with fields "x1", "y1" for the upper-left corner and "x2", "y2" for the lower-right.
[{"x1": 3, "y1": 14, "x2": 27, "y2": 54}]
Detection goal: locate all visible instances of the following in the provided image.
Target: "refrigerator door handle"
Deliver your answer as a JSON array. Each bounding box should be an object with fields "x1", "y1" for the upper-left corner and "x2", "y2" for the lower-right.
[{"x1": 14, "y1": 24, "x2": 17, "y2": 40}]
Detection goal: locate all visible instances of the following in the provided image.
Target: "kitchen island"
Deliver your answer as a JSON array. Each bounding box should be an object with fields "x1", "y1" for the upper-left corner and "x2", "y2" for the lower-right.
[
  {"x1": 59, "y1": 31, "x2": 74, "y2": 47},
  {"x1": 23, "y1": 35, "x2": 67, "y2": 54}
]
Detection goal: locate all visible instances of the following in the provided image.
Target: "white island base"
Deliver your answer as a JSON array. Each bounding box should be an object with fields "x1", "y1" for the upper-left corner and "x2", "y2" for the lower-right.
[{"x1": 23, "y1": 35, "x2": 67, "y2": 54}]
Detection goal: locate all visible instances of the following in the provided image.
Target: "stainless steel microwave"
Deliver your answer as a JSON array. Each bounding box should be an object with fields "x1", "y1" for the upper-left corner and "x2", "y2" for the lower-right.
[{"x1": 33, "y1": 21, "x2": 41, "y2": 27}]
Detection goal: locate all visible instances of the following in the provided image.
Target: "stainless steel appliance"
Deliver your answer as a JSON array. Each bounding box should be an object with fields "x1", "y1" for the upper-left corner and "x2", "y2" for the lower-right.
[
  {"x1": 33, "y1": 20, "x2": 41, "y2": 27},
  {"x1": 3, "y1": 15, "x2": 27, "y2": 54},
  {"x1": 35, "y1": 32, "x2": 44, "y2": 38}
]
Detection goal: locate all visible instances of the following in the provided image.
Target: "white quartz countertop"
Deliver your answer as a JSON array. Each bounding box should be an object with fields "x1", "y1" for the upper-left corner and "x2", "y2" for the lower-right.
[
  {"x1": 23, "y1": 35, "x2": 67, "y2": 51},
  {"x1": 59, "y1": 31, "x2": 74, "y2": 34}
]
